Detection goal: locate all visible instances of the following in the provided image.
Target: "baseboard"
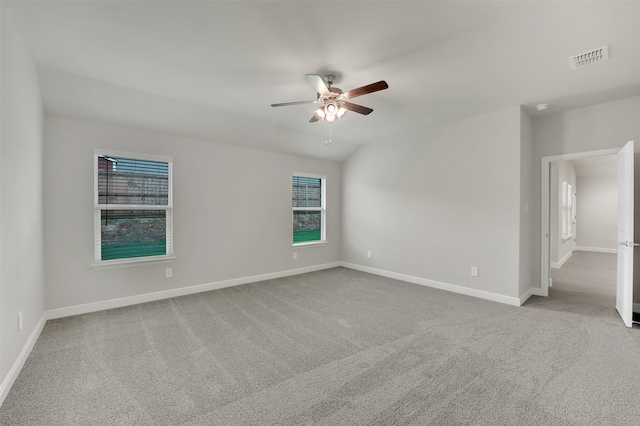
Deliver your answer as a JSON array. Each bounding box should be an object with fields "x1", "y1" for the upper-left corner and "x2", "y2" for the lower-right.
[
  {"x1": 519, "y1": 287, "x2": 536, "y2": 305},
  {"x1": 340, "y1": 262, "x2": 521, "y2": 306},
  {"x1": 575, "y1": 246, "x2": 617, "y2": 254},
  {"x1": 531, "y1": 287, "x2": 547, "y2": 297},
  {"x1": 47, "y1": 262, "x2": 341, "y2": 320},
  {"x1": 550, "y1": 250, "x2": 573, "y2": 269},
  {"x1": 520, "y1": 287, "x2": 547, "y2": 303},
  {"x1": 0, "y1": 311, "x2": 47, "y2": 407}
]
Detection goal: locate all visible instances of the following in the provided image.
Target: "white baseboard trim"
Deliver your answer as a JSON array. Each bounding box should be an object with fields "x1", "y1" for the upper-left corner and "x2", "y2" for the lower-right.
[
  {"x1": 531, "y1": 287, "x2": 547, "y2": 297},
  {"x1": 550, "y1": 250, "x2": 573, "y2": 269},
  {"x1": 519, "y1": 287, "x2": 547, "y2": 303},
  {"x1": 340, "y1": 262, "x2": 521, "y2": 306},
  {"x1": 519, "y1": 287, "x2": 536, "y2": 305},
  {"x1": 47, "y1": 262, "x2": 341, "y2": 320},
  {"x1": 575, "y1": 246, "x2": 617, "y2": 254},
  {"x1": 0, "y1": 311, "x2": 47, "y2": 407}
]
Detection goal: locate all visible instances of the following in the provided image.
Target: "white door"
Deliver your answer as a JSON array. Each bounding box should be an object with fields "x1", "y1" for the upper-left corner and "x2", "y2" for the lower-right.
[{"x1": 616, "y1": 140, "x2": 634, "y2": 328}]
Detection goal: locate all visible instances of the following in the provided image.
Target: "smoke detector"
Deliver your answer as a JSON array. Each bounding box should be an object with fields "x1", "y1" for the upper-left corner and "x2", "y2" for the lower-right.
[{"x1": 569, "y1": 45, "x2": 609, "y2": 70}]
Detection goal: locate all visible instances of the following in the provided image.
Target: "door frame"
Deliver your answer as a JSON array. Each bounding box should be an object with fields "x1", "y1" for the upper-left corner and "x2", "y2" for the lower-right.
[{"x1": 540, "y1": 148, "x2": 620, "y2": 295}]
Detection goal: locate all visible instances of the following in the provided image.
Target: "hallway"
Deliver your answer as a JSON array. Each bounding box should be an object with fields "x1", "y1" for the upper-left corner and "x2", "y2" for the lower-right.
[{"x1": 550, "y1": 250, "x2": 616, "y2": 307}]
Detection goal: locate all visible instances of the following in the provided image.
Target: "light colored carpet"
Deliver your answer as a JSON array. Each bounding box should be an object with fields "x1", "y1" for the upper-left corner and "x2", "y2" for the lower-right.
[
  {"x1": 550, "y1": 251, "x2": 617, "y2": 296},
  {"x1": 2, "y1": 267, "x2": 640, "y2": 425}
]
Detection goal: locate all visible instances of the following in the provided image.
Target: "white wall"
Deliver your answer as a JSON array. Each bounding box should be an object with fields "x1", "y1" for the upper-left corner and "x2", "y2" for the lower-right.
[
  {"x1": 550, "y1": 161, "x2": 576, "y2": 267},
  {"x1": 576, "y1": 173, "x2": 617, "y2": 251},
  {"x1": 532, "y1": 96, "x2": 640, "y2": 288},
  {"x1": 43, "y1": 116, "x2": 341, "y2": 311},
  {"x1": 342, "y1": 106, "x2": 524, "y2": 301},
  {"x1": 0, "y1": 6, "x2": 46, "y2": 395}
]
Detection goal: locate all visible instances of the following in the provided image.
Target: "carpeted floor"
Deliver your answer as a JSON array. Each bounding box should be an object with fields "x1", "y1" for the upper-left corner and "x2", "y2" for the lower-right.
[
  {"x1": 2, "y1": 267, "x2": 639, "y2": 425},
  {"x1": 550, "y1": 251, "x2": 617, "y2": 296}
]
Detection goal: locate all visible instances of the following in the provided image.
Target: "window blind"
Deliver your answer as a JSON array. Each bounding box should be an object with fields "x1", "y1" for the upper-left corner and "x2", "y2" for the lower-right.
[
  {"x1": 292, "y1": 176, "x2": 322, "y2": 208},
  {"x1": 98, "y1": 156, "x2": 169, "y2": 206}
]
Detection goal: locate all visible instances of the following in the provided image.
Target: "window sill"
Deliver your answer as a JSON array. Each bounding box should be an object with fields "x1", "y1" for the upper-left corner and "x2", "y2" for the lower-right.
[
  {"x1": 92, "y1": 255, "x2": 176, "y2": 270},
  {"x1": 561, "y1": 234, "x2": 573, "y2": 243},
  {"x1": 292, "y1": 241, "x2": 328, "y2": 248}
]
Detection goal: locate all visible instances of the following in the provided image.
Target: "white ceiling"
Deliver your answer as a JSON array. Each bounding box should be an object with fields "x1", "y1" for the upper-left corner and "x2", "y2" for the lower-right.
[{"x1": 6, "y1": 0, "x2": 640, "y2": 161}]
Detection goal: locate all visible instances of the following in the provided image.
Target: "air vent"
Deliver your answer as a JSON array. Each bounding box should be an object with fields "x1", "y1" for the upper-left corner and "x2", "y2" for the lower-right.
[{"x1": 569, "y1": 45, "x2": 609, "y2": 70}]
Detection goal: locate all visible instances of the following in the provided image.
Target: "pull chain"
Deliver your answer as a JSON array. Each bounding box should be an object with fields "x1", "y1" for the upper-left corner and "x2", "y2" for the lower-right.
[{"x1": 325, "y1": 122, "x2": 332, "y2": 145}]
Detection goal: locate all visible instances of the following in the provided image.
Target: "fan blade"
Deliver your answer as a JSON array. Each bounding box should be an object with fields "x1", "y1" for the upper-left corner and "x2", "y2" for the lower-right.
[
  {"x1": 305, "y1": 74, "x2": 330, "y2": 95},
  {"x1": 271, "y1": 100, "x2": 318, "y2": 107},
  {"x1": 343, "y1": 81, "x2": 388, "y2": 99},
  {"x1": 309, "y1": 114, "x2": 320, "y2": 123},
  {"x1": 342, "y1": 101, "x2": 373, "y2": 115}
]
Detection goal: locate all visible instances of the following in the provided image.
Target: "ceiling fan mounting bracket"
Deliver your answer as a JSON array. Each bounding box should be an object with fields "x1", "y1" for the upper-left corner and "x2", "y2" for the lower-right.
[{"x1": 323, "y1": 74, "x2": 336, "y2": 87}]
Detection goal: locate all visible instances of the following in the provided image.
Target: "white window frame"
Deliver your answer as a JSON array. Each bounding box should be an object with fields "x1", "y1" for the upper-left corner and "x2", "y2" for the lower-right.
[
  {"x1": 93, "y1": 149, "x2": 174, "y2": 268},
  {"x1": 292, "y1": 173, "x2": 327, "y2": 247},
  {"x1": 561, "y1": 180, "x2": 574, "y2": 240}
]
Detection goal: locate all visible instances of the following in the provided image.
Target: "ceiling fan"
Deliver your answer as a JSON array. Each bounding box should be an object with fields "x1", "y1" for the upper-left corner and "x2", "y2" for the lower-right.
[{"x1": 271, "y1": 74, "x2": 388, "y2": 123}]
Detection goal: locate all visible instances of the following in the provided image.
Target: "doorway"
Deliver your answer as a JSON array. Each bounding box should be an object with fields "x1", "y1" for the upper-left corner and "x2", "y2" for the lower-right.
[
  {"x1": 548, "y1": 156, "x2": 618, "y2": 300},
  {"x1": 540, "y1": 148, "x2": 620, "y2": 299}
]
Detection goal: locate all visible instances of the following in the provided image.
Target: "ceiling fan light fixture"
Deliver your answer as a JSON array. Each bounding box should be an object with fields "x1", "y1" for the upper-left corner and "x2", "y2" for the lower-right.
[
  {"x1": 322, "y1": 103, "x2": 343, "y2": 123},
  {"x1": 314, "y1": 105, "x2": 346, "y2": 123}
]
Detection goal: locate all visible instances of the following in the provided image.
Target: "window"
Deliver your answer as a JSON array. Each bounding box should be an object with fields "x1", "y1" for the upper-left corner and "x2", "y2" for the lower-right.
[
  {"x1": 561, "y1": 180, "x2": 574, "y2": 239},
  {"x1": 94, "y1": 150, "x2": 173, "y2": 264},
  {"x1": 292, "y1": 174, "x2": 326, "y2": 245}
]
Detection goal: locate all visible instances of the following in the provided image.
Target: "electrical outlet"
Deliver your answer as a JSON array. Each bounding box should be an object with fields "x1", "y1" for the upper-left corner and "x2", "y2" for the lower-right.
[
  {"x1": 471, "y1": 267, "x2": 479, "y2": 277},
  {"x1": 166, "y1": 268, "x2": 173, "y2": 278},
  {"x1": 367, "y1": 251, "x2": 372, "y2": 259},
  {"x1": 293, "y1": 252, "x2": 297, "y2": 260},
  {"x1": 18, "y1": 311, "x2": 23, "y2": 331}
]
